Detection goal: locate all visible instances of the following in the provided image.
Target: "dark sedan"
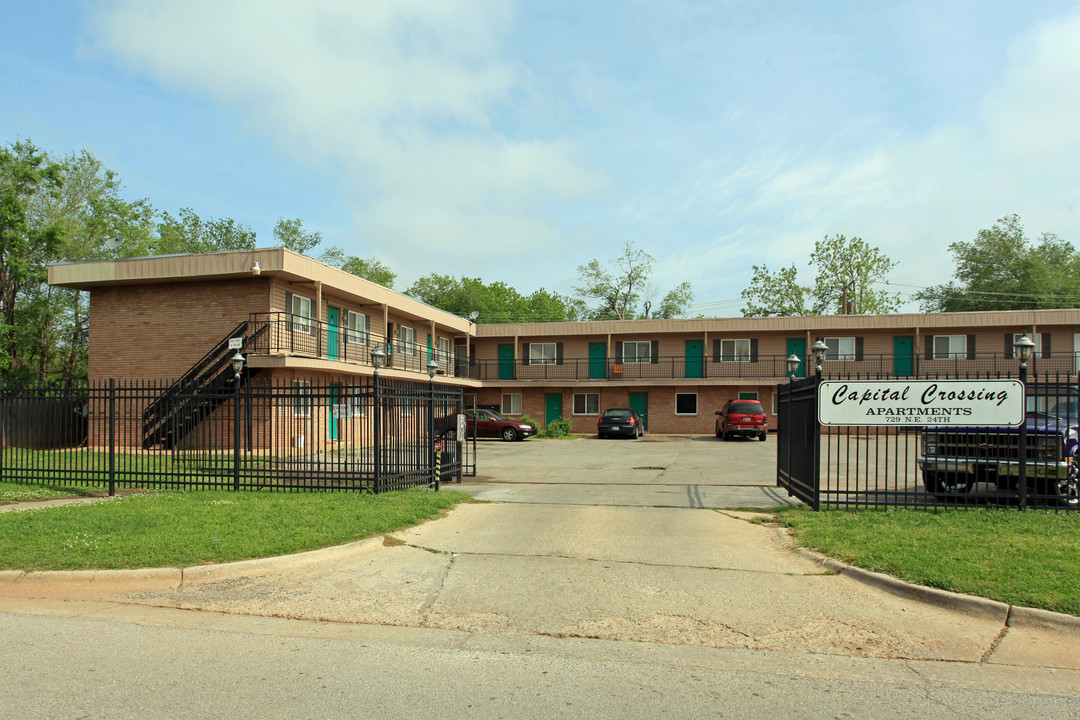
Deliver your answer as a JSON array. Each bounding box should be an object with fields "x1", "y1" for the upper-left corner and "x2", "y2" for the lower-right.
[
  {"x1": 465, "y1": 409, "x2": 538, "y2": 441},
  {"x1": 597, "y1": 408, "x2": 645, "y2": 439}
]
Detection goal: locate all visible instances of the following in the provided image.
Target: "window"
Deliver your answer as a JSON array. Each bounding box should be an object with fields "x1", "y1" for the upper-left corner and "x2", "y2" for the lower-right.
[
  {"x1": 502, "y1": 393, "x2": 522, "y2": 415},
  {"x1": 623, "y1": 341, "x2": 651, "y2": 363},
  {"x1": 289, "y1": 294, "x2": 313, "y2": 333},
  {"x1": 529, "y1": 342, "x2": 557, "y2": 365},
  {"x1": 720, "y1": 339, "x2": 751, "y2": 362},
  {"x1": 573, "y1": 393, "x2": 599, "y2": 415},
  {"x1": 293, "y1": 380, "x2": 312, "y2": 417},
  {"x1": 437, "y1": 337, "x2": 451, "y2": 362},
  {"x1": 349, "y1": 387, "x2": 367, "y2": 417},
  {"x1": 825, "y1": 337, "x2": 855, "y2": 361},
  {"x1": 933, "y1": 335, "x2": 967, "y2": 359},
  {"x1": 346, "y1": 311, "x2": 368, "y2": 344},
  {"x1": 771, "y1": 393, "x2": 778, "y2": 415},
  {"x1": 397, "y1": 325, "x2": 416, "y2": 356},
  {"x1": 675, "y1": 393, "x2": 698, "y2": 415}
]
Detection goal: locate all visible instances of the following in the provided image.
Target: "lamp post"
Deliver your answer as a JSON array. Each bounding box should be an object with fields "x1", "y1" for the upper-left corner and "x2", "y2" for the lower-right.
[
  {"x1": 230, "y1": 351, "x2": 245, "y2": 491},
  {"x1": 786, "y1": 353, "x2": 802, "y2": 381},
  {"x1": 1014, "y1": 334, "x2": 1035, "y2": 509},
  {"x1": 371, "y1": 344, "x2": 385, "y2": 493},
  {"x1": 810, "y1": 338, "x2": 829, "y2": 379},
  {"x1": 427, "y1": 358, "x2": 440, "y2": 490}
]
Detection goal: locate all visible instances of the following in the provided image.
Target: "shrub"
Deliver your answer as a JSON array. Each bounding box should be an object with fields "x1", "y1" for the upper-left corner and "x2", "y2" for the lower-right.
[{"x1": 542, "y1": 418, "x2": 574, "y2": 438}]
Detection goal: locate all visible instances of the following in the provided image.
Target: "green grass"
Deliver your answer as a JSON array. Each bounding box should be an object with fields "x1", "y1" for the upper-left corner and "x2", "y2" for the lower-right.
[
  {"x1": 0, "y1": 480, "x2": 110, "y2": 504},
  {"x1": 0, "y1": 488, "x2": 471, "y2": 571},
  {"x1": 775, "y1": 506, "x2": 1080, "y2": 617}
]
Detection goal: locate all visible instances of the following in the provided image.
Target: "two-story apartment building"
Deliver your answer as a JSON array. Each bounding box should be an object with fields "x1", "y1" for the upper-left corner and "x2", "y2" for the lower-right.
[{"x1": 48, "y1": 249, "x2": 1080, "y2": 437}]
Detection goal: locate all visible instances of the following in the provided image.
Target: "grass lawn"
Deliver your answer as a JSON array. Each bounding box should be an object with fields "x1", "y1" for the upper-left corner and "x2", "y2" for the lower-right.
[
  {"x1": 775, "y1": 506, "x2": 1080, "y2": 617},
  {"x1": 0, "y1": 486, "x2": 471, "y2": 571}
]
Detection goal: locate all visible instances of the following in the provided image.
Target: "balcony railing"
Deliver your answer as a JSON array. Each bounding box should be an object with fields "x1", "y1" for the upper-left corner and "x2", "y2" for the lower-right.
[
  {"x1": 464, "y1": 353, "x2": 1080, "y2": 383},
  {"x1": 245, "y1": 312, "x2": 458, "y2": 377}
]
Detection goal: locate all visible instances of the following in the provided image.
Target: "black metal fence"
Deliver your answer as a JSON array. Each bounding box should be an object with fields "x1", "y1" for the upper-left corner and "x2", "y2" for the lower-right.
[
  {"x1": 777, "y1": 371, "x2": 1080, "y2": 511},
  {"x1": 0, "y1": 375, "x2": 468, "y2": 495}
]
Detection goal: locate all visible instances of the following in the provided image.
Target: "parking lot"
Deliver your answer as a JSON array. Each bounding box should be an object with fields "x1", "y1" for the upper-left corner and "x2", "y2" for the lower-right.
[{"x1": 456, "y1": 433, "x2": 799, "y2": 508}]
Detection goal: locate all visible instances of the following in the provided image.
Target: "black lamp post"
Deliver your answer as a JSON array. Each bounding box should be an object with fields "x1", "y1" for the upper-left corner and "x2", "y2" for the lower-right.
[
  {"x1": 427, "y1": 358, "x2": 440, "y2": 490},
  {"x1": 1014, "y1": 334, "x2": 1035, "y2": 509},
  {"x1": 371, "y1": 343, "x2": 385, "y2": 493},
  {"x1": 230, "y1": 351, "x2": 245, "y2": 491},
  {"x1": 810, "y1": 338, "x2": 829, "y2": 379}
]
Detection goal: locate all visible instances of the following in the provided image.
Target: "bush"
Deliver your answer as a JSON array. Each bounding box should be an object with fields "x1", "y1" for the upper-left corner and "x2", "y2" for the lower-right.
[{"x1": 541, "y1": 418, "x2": 574, "y2": 438}]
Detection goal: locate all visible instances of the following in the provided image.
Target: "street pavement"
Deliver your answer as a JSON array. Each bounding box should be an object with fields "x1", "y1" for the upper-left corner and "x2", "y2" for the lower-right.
[{"x1": 2, "y1": 434, "x2": 1079, "y2": 718}]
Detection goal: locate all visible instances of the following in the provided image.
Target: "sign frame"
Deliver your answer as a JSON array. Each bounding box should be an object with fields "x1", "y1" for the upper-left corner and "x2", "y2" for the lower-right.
[{"x1": 817, "y1": 379, "x2": 1025, "y2": 427}]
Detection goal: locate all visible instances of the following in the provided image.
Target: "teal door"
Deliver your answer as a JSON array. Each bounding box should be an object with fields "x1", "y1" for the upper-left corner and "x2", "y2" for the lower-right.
[
  {"x1": 327, "y1": 306, "x2": 340, "y2": 360},
  {"x1": 589, "y1": 342, "x2": 607, "y2": 379},
  {"x1": 629, "y1": 392, "x2": 648, "y2": 431},
  {"x1": 685, "y1": 340, "x2": 704, "y2": 379},
  {"x1": 893, "y1": 336, "x2": 913, "y2": 377},
  {"x1": 545, "y1": 393, "x2": 562, "y2": 430},
  {"x1": 329, "y1": 383, "x2": 340, "y2": 441},
  {"x1": 498, "y1": 344, "x2": 515, "y2": 380},
  {"x1": 786, "y1": 338, "x2": 806, "y2": 378}
]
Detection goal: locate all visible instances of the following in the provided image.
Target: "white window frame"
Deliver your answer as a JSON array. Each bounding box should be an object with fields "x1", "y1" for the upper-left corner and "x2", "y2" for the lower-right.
[
  {"x1": 502, "y1": 393, "x2": 522, "y2": 415},
  {"x1": 675, "y1": 392, "x2": 698, "y2": 416},
  {"x1": 437, "y1": 337, "x2": 451, "y2": 362},
  {"x1": 397, "y1": 325, "x2": 416, "y2": 356},
  {"x1": 825, "y1": 337, "x2": 856, "y2": 361},
  {"x1": 573, "y1": 393, "x2": 599, "y2": 415},
  {"x1": 346, "y1": 311, "x2": 368, "y2": 345},
  {"x1": 720, "y1": 339, "x2": 751, "y2": 362},
  {"x1": 290, "y1": 294, "x2": 314, "y2": 334},
  {"x1": 623, "y1": 341, "x2": 651, "y2": 364},
  {"x1": 293, "y1": 380, "x2": 312, "y2": 417},
  {"x1": 529, "y1": 342, "x2": 558, "y2": 365},
  {"x1": 349, "y1": 387, "x2": 367, "y2": 418},
  {"x1": 933, "y1": 335, "x2": 967, "y2": 360}
]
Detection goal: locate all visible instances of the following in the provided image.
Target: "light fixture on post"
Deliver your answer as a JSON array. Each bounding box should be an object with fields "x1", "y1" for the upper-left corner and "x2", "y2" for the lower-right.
[
  {"x1": 230, "y1": 351, "x2": 246, "y2": 379},
  {"x1": 251, "y1": 261, "x2": 261, "y2": 276},
  {"x1": 370, "y1": 343, "x2": 386, "y2": 371},
  {"x1": 810, "y1": 337, "x2": 829, "y2": 378},
  {"x1": 230, "y1": 351, "x2": 245, "y2": 492},
  {"x1": 427, "y1": 358, "x2": 440, "y2": 379},
  {"x1": 466, "y1": 311, "x2": 479, "y2": 324},
  {"x1": 1013, "y1": 333, "x2": 1036, "y2": 510},
  {"x1": 786, "y1": 353, "x2": 802, "y2": 381}
]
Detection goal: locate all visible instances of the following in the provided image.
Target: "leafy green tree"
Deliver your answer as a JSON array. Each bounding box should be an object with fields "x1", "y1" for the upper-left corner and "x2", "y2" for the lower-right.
[
  {"x1": 573, "y1": 240, "x2": 692, "y2": 320},
  {"x1": 406, "y1": 274, "x2": 575, "y2": 323},
  {"x1": 157, "y1": 207, "x2": 255, "y2": 254},
  {"x1": 0, "y1": 140, "x2": 64, "y2": 381},
  {"x1": 741, "y1": 234, "x2": 899, "y2": 317},
  {"x1": 916, "y1": 215, "x2": 1080, "y2": 312},
  {"x1": 340, "y1": 256, "x2": 396, "y2": 288},
  {"x1": 653, "y1": 281, "x2": 695, "y2": 319}
]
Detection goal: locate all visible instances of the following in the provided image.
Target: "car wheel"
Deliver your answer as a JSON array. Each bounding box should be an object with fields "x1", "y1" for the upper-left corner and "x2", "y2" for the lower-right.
[
  {"x1": 759, "y1": 432, "x2": 767, "y2": 442},
  {"x1": 635, "y1": 426, "x2": 641, "y2": 439},
  {"x1": 922, "y1": 470, "x2": 973, "y2": 502},
  {"x1": 715, "y1": 427, "x2": 722, "y2": 439},
  {"x1": 1042, "y1": 456, "x2": 1079, "y2": 507},
  {"x1": 501, "y1": 427, "x2": 518, "y2": 442}
]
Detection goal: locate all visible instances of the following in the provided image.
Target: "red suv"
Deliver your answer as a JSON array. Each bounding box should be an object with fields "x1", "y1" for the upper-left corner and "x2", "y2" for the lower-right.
[{"x1": 715, "y1": 399, "x2": 768, "y2": 441}]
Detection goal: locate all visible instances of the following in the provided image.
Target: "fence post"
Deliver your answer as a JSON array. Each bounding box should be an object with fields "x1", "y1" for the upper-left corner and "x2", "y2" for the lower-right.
[
  {"x1": 233, "y1": 370, "x2": 241, "y2": 492},
  {"x1": 1017, "y1": 363, "x2": 1028, "y2": 510},
  {"x1": 108, "y1": 378, "x2": 116, "y2": 497},
  {"x1": 0, "y1": 379, "x2": 5, "y2": 483},
  {"x1": 373, "y1": 372, "x2": 382, "y2": 494}
]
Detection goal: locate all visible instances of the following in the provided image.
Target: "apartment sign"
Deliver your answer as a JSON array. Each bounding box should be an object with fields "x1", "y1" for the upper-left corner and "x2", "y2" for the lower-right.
[{"x1": 818, "y1": 380, "x2": 1024, "y2": 427}]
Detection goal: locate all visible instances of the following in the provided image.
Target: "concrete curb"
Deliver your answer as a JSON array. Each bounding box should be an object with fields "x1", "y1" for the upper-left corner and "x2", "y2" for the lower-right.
[
  {"x1": 789, "y1": 542, "x2": 1080, "y2": 633},
  {"x1": 0, "y1": 535, "x2": 389, "y2": 592}
]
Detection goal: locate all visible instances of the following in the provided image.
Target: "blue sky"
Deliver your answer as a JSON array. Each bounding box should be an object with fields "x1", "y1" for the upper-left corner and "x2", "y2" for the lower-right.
[{"x1": 3, "y1": 0, "x2": 1079, "y2": 317}]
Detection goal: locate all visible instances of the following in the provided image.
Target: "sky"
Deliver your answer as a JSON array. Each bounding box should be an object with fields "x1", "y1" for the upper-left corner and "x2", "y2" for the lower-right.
[{"x1": 3, "y1": 0, "x2": 1079, "y2": 318}]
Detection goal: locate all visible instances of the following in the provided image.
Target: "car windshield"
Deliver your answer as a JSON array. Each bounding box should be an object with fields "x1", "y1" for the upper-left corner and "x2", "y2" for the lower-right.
[
  {"x1": 729, "y1": 402, "x2": 763, "y2": 414},
  {"x1": 603, "y1": 409, "x2": 633, "y2": 417},
  {"x1": 1033, "y1": 395, "x2": 1079, "y2": 419}
]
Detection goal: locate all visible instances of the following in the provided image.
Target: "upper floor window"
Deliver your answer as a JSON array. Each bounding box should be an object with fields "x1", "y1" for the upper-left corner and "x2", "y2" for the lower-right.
[
  {"x1": 529, "y1": 342, "x2": 558, "y2": 365},
  {"x1": 346, "y1": 311, "x2": 368, "y2": 344},
  {"x1": 397, "y1": 325, "x2": 416, "y2": 356},
  {"x1": 1012, "y1": 333, "x2": 1043, "y2": 359},
  {"x1": 437, "y1": 337, "x2": 451, "y2": 362},
  {"x1": 933, "y1": 335, "x2": 967, "y2": 359},
  {"x1": 623, "y1": 341, "x2": 651, "y2": 364},
  {"x1": 289, "y1": 294, "x2": 313, "y2": 333},
  {"x1": 825, "y1": 337, "x2": 855, "y2": 361},
  {"x1": 720, "y1": 339, "x2": 751, "y2": 362}
]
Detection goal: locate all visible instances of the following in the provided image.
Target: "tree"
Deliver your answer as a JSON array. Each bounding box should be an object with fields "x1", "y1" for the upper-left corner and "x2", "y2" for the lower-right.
[
  {"x1": 0, "y1": 140, "x2": 64, "y2": 381},
  {"x1": 157, "y1": 207, "x2": 255, "y2": 254},
  {"x1": 740, "y1": 234, "x2": 900, "y2": 317},
  {"x1": 573, "y1": 241, "x2": 692, "y2": 320},
  {"x1": 916, "y1": 215, "x2": 1080, "y2": 312},
  {"x1": 340, "y1": 256, "x2": 396, "y2": 288},
  {"x1": 406, "y1": 274, "x2": 576, "y2": 323}
]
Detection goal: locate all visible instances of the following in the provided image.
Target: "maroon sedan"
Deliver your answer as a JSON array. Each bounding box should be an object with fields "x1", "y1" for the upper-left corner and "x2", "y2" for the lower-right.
[{"x1": 465, "y1": 409, "x2": 538, "y2": 441}]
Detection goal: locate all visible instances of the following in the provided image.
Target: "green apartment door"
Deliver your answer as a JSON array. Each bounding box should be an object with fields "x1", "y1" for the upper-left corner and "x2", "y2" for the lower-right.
[
  {"x1": 685, "y1": 339, "x2": 704, "y2": 378},
  {"x1": 329, "y1": 383, "x2": 340, "y2": 441},
  {"x1": 545, "y1": 393, "x2": 562, "y2": 429},
  {"x1": 629, "y1": 392, "x2": 648, "y2": 431},
  {"x1": 589, "y1": 342, "x2": 607, "y2": 379},
  {"x1": 786, "y1": 338, "x2": 806, "y2": 378},
  {"x1": 893, "y1": 336, "x2": 913, "y2": 377},
  {"x1": 498, "y1": 344, "x2": 515, "y2": 380},
  {"x1": 327, "y1": 306, "x2": 340, "y2": 360}
]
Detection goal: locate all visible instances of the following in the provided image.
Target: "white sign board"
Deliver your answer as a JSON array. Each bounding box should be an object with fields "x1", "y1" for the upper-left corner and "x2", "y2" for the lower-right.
[
  {"x1": 818, "y1": 380, "x2": 1024, "y2": 427},
  {"x1": 457, "y1": 413, "x2": 467, "y2": 439},
  {"x1": 228, "y1": 337, "x2": 243, "y2": 350},
  {"x1": 332, "y1": 405, "x2": 352, "y2": 419}
]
